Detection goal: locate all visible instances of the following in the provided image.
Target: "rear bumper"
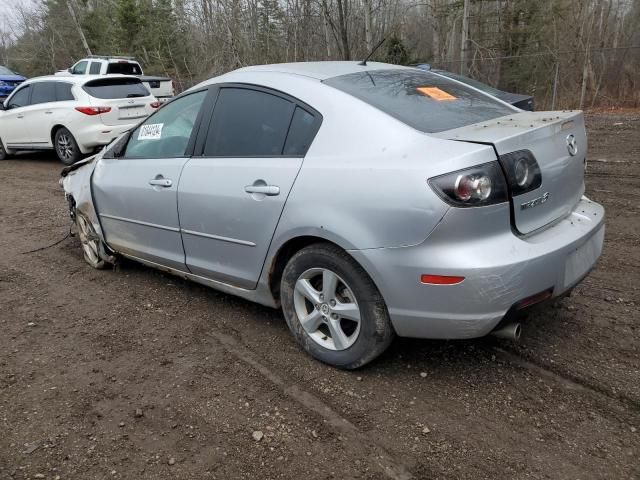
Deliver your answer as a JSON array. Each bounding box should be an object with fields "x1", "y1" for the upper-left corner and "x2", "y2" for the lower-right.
[
  {"x1": 75, "y1": 123, "x2": 137, "y2": 153},
  {"x1": 349, "y1": 196, "x2": 604, "y2": 339}
]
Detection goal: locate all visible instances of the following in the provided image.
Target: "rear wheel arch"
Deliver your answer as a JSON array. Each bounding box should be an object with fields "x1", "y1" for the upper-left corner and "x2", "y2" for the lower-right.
[
  {"x1": 50, "y1": 124, "x2": 66, "y2": 145},
  {"x1": 268, "y1": 235, "x2": 381, "y2": 306}
]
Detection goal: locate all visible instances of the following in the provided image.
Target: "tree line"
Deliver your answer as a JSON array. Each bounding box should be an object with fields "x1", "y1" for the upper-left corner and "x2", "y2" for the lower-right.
[{"x1": 1, "y1": 0, "x2": 639, "y2": 109}]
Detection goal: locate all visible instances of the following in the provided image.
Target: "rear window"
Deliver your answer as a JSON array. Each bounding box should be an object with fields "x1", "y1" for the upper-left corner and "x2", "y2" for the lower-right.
[
  {"x1": 82, "y1": 78, "x2": 149, "y2": 99},
  {"x1": 323, "y1": 69, "x2": 515, "y2": 133},
  {"x1": 106, "y1": 62, "x2": 143, "y2": 75},
  {"x1": 0, "y1": 66, "x2": 16, "y2": 75}
]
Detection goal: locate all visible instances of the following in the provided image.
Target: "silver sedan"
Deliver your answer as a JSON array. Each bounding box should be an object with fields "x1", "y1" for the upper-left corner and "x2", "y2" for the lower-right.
[{"x1": 61, "y1": 62, "x2": 605, "y2": 368}]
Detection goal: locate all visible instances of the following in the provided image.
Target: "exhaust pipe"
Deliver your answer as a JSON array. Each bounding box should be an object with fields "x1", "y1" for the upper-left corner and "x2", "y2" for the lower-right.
[{"x1": 490, "y1": 322, "x2": 521, "y2": 341}]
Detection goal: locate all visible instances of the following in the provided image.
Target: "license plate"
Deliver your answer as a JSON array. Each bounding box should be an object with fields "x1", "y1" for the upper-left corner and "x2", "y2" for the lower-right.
[
  {"x1": 563, "y1": 227, "x2": 604, "y2": 287},
  {"x1": 119, "y1": 106, "x2": 145, "y2": 119}
]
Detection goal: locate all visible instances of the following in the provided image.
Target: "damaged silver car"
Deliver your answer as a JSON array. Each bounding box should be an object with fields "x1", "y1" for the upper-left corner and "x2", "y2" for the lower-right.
[{"x1": 61, "y1": 62, "x2": 605, "y2": 369}]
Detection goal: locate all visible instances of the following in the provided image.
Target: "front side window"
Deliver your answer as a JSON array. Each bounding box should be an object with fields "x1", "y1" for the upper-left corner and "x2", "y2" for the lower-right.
[
  {"x1": 89, "y1": 62, "x2": 101, "y2": 74},
  {"x1": 204, "y1": 87, "x2": 295, "y2": 157},
  {"x1": 31, "y1": 82, "x2": 57, "y2": 105},
  {"x1": 124, "y1": 90, "x2": 207, "y2": 159},
  {"x1": 71, "y1": 61, "x2": 88, "y2": 75},
  {"x1": 324, "y1": 69, "x2": 515, "y2": 133},
  {"x1": 7, "y1": 85, "x2": 31, "y2": 109}
]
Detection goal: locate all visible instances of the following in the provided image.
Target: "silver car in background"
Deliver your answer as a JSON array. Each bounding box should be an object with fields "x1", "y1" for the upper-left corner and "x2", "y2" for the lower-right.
[{"x1": 61, "y1": 62, "x2": 604, "y2": 369}]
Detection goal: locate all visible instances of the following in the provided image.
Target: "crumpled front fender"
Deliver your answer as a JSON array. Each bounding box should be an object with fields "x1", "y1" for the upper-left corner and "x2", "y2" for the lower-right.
[{"x1": 60, "y1": 155, "x2": 106, "y2": 244}]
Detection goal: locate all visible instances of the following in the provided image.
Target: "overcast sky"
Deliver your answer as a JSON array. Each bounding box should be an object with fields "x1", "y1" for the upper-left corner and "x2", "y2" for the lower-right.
[{"x1": 0, "y1": 0, "x2": 34, "y2": 36}]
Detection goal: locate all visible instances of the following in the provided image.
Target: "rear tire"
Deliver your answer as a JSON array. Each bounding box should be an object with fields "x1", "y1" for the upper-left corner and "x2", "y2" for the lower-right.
[
  {"x1": 280, "y1": 243, "x2": 394, "y2": 369},
  {"x1": 54, "y1": 127, "x2": 83, "y2": 165}
]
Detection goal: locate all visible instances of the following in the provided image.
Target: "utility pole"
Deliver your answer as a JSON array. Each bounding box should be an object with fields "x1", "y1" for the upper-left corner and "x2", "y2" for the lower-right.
[
  {"x1": 460, "y1": 0, "x2": 470, "y2": 75},
  {"x1": 66, "y1": 0, "x2": 92, "y2": 56}
]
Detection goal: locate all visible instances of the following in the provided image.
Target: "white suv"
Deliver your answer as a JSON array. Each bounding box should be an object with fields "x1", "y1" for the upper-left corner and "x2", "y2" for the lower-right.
[{"x1": 0, "y1": 75, "x2": 159, "y2": 164}]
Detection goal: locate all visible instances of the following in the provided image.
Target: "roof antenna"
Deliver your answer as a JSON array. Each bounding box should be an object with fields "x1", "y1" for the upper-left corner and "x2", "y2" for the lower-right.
[{"x1": 359, "y1": 37, "x2": 386, "y2": 66}]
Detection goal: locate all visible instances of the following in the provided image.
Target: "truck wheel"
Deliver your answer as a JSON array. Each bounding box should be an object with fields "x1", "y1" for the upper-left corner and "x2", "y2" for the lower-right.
[
  {"x1": 55, "y1": 128, "x2": 83, "y2": 165},
  {"x1": 280, "y1": 243, "x2": 395, "y2": 369}
]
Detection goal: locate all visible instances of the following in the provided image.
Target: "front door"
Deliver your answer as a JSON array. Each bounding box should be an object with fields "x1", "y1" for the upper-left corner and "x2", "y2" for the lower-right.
[
  {"x1": 2, "y1": 84, "x2": 33, "y2": 147},
  {"x1": 92, "y1": 89, "x2": 209, "y2": 270},
  {"x1": 178, "y1": 86, "x2": 322, "y2": 289}
]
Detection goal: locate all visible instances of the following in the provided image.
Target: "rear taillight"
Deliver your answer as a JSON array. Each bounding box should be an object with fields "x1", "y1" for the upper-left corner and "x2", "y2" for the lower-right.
[
  {"x1": 428, "y1": 161, "x2": 508, "y2": 207},
  {"x1": 75, "y1": 106, "x2": 111, "y2": 116},
  {"x1": 499, "y1": 150, "x2": 542, "y2": 196},
  {"x1": 150, "y1": 101, "x2": 161, "y2": 109}
]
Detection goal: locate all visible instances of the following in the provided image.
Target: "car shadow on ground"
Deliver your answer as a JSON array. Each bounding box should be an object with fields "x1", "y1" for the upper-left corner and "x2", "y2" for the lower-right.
[{"x1": 113, "y1": 254, "x2": 522, "y2": 376}]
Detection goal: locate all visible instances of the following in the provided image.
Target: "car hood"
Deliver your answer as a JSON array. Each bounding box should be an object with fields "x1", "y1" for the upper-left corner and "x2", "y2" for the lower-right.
[{"x1": 0, "y1": 74, "x2": 26, "y2": 82}]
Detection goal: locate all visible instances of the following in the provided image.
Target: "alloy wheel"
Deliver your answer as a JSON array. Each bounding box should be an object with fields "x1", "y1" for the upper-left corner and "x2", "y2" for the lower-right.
[
  {"x1": 293, "y1": 268, "x2": 361, "y2": 351},
  {"x1": 76, "y1": 214, "x2": 101, "y2": 266},
  {"x1": 56, "y1": 133, "x2": 74, "y2": 161}
]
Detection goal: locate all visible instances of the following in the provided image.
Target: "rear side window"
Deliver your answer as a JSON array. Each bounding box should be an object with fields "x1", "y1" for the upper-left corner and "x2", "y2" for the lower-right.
[
  {"x1": 283, "y1": 107, "x2": 320, "y2": 156},
  {"x1": 31, "y1": 82, "x2": 57, "y2": 104},
  {"x1": 323, "y1": 69, "x2": 514, "y2": 133},
  {"x1": 82, "y1": 78, "x2": 149, "y2": 99},
  {"x1": 106, "y1": 62, "x2": 142, "y2": 75},
  {"x1": 89, "y1": 62, "x2": 101, "y2": 74},
  {"x1": 124, "y1": 90, "x2": 207, "y2": 159},
  {"x1": 55, "y1": 82, "x2": 75, "y2": 101},
  {"x1": 204, "y1": 88, "x2": 295, "y2": 157}
]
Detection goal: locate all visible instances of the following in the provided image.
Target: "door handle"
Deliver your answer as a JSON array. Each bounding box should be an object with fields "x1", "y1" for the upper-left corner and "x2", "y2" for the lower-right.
[
  {"x1": 244, "y1": 184, "x2": 280, "y2": 196},
  {"x1": 17, "y1": 115, "x2": 24, "y2": 119},
  {"x1": 45, "y1": 111, "x2": 53, "y2": 114},
  {"x1": 149, "y1": 177, "x2": 172, "y2": 187}
]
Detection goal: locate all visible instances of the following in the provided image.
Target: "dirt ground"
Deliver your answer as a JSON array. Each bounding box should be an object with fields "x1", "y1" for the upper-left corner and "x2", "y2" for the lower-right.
[{"x1": 0, "y1": 111, "x2": 638, "y2": 480}]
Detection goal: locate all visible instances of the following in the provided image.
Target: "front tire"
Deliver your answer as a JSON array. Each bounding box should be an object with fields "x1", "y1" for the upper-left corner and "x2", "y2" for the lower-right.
[
  {"x1": 76, "y1": 213, "x2": 108, "y2": 270},
  {"x1": 54, "y1": 127, "x2": 83, "y2": 165},
  {"x1": 281, "y1": 243, "x2": 394, "y2": 369},
  {"x1": 0, "y1": 137, "x2": 10, "y2": 160}
]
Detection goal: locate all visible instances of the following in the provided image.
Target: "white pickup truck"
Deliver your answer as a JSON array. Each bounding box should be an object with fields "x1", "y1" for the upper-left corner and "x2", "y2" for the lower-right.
[{"x1": 56, "y1": 56, "x2": 174, "y2": 103}]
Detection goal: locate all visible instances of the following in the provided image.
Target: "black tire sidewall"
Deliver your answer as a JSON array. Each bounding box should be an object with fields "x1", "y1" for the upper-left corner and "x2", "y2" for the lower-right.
[
  {"x1": 0, "y1": 138, "x2": 8, "y2": 160},
  {"x1": 281, "y1": 244, "x2": 393, "y2": 369},
  {"x1": 55, "y1": 128, "x2": 82, "y2": 165}
]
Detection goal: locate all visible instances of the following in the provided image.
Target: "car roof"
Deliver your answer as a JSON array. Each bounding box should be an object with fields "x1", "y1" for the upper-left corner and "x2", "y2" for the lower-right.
[
  {"x1": 23, "y1": 74, "x2": 142, "y2": 85},
  {"x1": 231, "y1": 61, "x2": 410, "y2": 81}
]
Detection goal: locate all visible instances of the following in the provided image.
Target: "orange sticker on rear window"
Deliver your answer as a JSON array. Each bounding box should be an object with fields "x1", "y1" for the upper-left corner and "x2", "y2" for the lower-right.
[{"x1": 416, "y1": 87, "x2": 457, "y2": 101}]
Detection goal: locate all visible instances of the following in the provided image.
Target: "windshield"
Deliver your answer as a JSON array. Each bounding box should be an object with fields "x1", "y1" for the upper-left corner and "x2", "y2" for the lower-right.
[
  {"x1": 324, "y1": 69, "x2": 514, "y2": 133},
  {"x1": 0, "y1": 66, "x2": 17, "y2": 76},
  {"x1": 106, "y1": 62, "x2": 142, "y2": 75}
]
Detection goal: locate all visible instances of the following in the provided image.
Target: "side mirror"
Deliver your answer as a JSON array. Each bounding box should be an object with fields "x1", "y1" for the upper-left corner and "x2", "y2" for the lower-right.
[
  {"x1": 67, "y1": 67, "x2": 73, "y2": 73},
  {"x1": 0, "y1": 103, "x2": 5, "y2": 111}
]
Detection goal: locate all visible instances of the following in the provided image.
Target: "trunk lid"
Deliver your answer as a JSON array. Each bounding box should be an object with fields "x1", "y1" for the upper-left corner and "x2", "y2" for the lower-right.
[{"x1": 435, "y1": 111, "x2": 586, "y2": 234}]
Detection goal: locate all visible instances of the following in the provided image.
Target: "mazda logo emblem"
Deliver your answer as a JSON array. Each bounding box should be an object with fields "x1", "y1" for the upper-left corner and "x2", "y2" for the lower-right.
[{"x1": 566, "y1": 134, "x2": 578, "y2": 156}]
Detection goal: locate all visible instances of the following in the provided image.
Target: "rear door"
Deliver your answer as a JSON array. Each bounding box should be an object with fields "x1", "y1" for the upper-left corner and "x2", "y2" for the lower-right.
[
  {"x1": 29, "y1": 81, "x2": 63, "y2": 146},
  {"x1": 92, "y1": 89, "x2": 209, "y2": 269},
  {"x1": 82, "y1": 78, "x2": 154, "y2": 125},
  {"x1": 178, "y1": 85, "x2": 322, "y2": 288}
]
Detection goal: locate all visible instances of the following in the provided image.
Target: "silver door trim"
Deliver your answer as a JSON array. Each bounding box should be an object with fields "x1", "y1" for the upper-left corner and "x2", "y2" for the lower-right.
[
  {"x1": 99, "y1": 213, "x2": 180, "y2": 232},
  {"x1": 180, "y1": 228, "x2": 256, "y2": 247}
]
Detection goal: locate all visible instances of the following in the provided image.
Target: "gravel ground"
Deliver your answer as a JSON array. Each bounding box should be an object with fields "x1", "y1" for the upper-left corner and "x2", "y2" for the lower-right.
[{"x1": 0, "y1": 111, "x2": 638, "y2": 479}]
